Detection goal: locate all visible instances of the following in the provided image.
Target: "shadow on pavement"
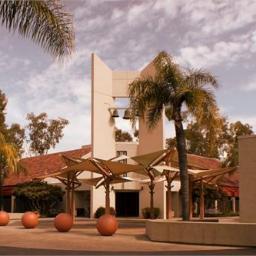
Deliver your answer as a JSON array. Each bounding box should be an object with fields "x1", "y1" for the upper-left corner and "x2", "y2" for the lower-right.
[{"x1": 0, "y1": 246, "x2": 256, "y2": 255}]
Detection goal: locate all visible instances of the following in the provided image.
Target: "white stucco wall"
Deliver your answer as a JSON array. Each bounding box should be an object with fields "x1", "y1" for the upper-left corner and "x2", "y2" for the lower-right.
[{"x1": 90, "y1": 54, "x2": 167, "y2": 218}]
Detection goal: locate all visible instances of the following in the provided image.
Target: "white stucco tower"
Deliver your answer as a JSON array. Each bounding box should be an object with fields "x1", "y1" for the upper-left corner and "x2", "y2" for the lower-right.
[{"x1": 90, "y1": 53, "x2": 167, "y2": 218}]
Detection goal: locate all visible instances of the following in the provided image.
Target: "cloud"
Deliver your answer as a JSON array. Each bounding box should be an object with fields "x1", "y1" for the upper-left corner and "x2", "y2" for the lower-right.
[
  {"x1": 176, "y1": 39, "x2": 250, "y2": 69},
  {"x1": 1, "y1": 0, "x2": 256, "y2": 155},
  {"x1": 0, "y1": 50, "x2": 31, "y2": 73},
  {"x1": 180, "y1": 0, "x2": 256, "y2": 36},
  {"x1": 4, "y1": 47, "x2": 92, "y2": 153},
  {"x1": 241, "y1": 76, "x2": 256, "y2": 92}
]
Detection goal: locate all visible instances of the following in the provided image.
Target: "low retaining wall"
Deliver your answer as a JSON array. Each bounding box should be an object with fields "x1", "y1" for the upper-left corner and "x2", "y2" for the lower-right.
[
  {"x1": 146, "y1": 220, "x2": 256, "y2": 247},
  {"x1": 9, "y1": 213, "x2": 23, "y2": 220}
]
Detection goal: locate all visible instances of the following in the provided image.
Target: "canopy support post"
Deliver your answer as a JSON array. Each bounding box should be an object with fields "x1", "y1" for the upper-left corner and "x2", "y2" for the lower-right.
[
  {"x1": 66, "y1": 174, "x2": 71, "y2": 214},
  {"x1": 149, "y1": 177, "x2": 155, "y2": 219},
  {"x1": 105, "y1": 180, "x2": 110, "y2": 214},
  {"x1": 199, "y1": 179, "x2": 205, "y2": 220},
  {"x1": 166, "y1": 182, "x2": 172, "y2": 219},
  {"x1": 70, "y1": 175, "x2": 75, "y2": 219}
]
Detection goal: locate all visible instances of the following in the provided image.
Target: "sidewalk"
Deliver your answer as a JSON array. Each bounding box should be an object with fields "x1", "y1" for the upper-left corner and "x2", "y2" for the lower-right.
[{"x1": 0, "y1": 218, "x2": 255, "y2": 255}]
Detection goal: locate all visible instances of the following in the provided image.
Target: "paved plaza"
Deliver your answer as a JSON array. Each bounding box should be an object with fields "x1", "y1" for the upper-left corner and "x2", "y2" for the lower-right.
[{"x1": 0, "y1": 218, "x2": 255, "y2": 255}]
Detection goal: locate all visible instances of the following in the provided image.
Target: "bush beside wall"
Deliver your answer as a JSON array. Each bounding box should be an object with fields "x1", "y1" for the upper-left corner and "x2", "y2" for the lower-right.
[
  {"x1": 142, "y1": 207, "x2": 160, "y2": 219},
  {"x1": 94, "y1": 207, "x2": 116, "y2": 218}
]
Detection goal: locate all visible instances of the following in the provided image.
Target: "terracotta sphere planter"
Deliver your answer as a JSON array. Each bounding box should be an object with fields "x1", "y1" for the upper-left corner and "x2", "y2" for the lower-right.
[
  {"x1": 54, "y1": 213, "x2": 73, "y2": 232},
  {"x1": 22, "y1": 211, "x2": 39, "y2": 229},
  {"x1": 0, "y1": 211, "x2": 9, "y2": 226},
  {"x1": 96, "y1": 214, "x2": 118, "y2": 236}
]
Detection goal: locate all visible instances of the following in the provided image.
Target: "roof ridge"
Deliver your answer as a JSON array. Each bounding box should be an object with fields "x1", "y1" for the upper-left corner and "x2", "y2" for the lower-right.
[{"x1": 21, "y1": 145, "x2": 92, "y2": 161}]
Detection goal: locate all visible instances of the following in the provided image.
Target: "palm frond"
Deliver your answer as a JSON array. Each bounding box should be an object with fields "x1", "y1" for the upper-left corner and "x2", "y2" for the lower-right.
[
  {"x1": 165, "y1": 105, "x2": 174, "y2": 121},
  {"x1": 0, "y1": 0, "x2": 74, "y2": 58},
  {"x1": 129, "y1": 77, "x2": 167, "y2": 128},
  {"x1": 147, "y1": 105, "x2": 163, "y2": 129},
  {"x1": 153, "y1": 51, "x2": 184, "y2": 91},
  {"x1": 129, "y1": 52, "x2": 219, "y2": 128},
  {"x1": 184, "y1": 86, "x2": 219, "y2": 125},
  {"x1": 185, "y1": 69, "x2": 218, "y2": 89},
  {"x1": 0, "y1": 132, "x2": 20, "y2": 174}
]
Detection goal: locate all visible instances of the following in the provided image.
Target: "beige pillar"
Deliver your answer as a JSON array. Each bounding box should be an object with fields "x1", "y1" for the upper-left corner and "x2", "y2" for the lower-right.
[
  {"x1": 214, "y1": 200, "x2": 218, "y2": 212},
  {"x1": 11, "y1": 195, "x2": 15, "y2": 213},
  {"x1": 232, "y1": 197, "x2": 236, "y2": 213},
  {"x1": 239, "y1": 135, "x2": 256, "y2": 222}
]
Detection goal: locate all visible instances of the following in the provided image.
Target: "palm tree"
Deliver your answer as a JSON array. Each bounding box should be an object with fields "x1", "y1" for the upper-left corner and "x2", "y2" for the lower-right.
[
  {"x1": 0, "y1": 0, "x2": 74, "y2": 58},
  {"x1": 0, "y1": 133, "x2": 19, "y2": 210},
  {"x1": 129, "y1": 51, "x2": 219, "y2": 220}
]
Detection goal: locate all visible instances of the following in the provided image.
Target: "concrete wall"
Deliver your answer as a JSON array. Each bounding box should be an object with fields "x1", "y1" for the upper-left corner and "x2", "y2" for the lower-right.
[
  {"x1": 146, "y1": 220, "x2": 256, "y2": 246},
  {"x1": 138, "y1": 59, "x2": 165, "y2": 155},
  {"x1": 91, "y1": 54, "x2": 166, "y2": 218},
  {"x1": 115, "y1": 142, "x2": 141, "y2": 190},
  {"x1": 116, "y1": 142, "x2": 138, "y2": 160},
  {"x1": 112, "y1": 71, "x2": 139, "y2": 97},
  {"x1": 91, "y1": 53, "x2": 115, "y2": 160},
  {"x1": 239, "y1": 135, "x2": 256, "y2": 223},
  {"x1": 140, "y1": 181, "x2": 166, "y2": 218}
]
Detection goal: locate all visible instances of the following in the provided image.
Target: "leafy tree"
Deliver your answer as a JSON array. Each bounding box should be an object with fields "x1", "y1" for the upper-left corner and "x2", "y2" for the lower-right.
[
  {"x1": 115, "y1": 128, "x2": 133, "y2": 142},
  {"x1": 167, "y1": 119, "x2": 254, "y2": 167},
  {"x1": 185, "y1": 115, "x2": 225, "y2": 158},
  {"x1": 0, "y1": 91, "x2": 8, "y2": 135},
  {"x1": 0, "y1": 0, "x2": 74, "y2": 58},
  {"x1": 14, "y1": 181, "x2": 64, "y2": 216},
  {"x1": 0, "y1": 91, "x2": 25, "y2": 156},
  {"x1": 166, "y1": 137, "x2": 176, "y2": 149},
  {"x1": 192, "y1": 184, "x2": 225, "y2": 215},
  {"x1": 129, "y1": 51, "x2": 219, "y2": 220},
  {"x1": 223, "y1": 121, "x2": 253, "y2": 167},
  {"x1": 26, "y1": 112, "x2": 69, "y2": 155},
  {"x1": 6, "y1": 124, "x2": 25, "y2": 156},
  {"x1": 0, "y1": 133, "x2": 19, "y2": 210},
  {"x1": 134, "y1": 129, "x2": 139, "y2": 138}
]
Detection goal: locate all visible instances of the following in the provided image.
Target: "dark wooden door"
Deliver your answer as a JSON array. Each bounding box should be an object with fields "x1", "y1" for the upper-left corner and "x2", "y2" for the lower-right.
[{"x1": 115, "y1": 191, "x2": 139, "y2": 217}]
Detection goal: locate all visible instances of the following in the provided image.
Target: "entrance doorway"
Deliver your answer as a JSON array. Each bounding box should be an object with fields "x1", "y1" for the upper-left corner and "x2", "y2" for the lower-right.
[
  {"x1": 75, "y1": 190, "x2": 90, "y2": 217},
  {"x1": 115, "y1": 191, "x2": 139, "y2": 217}
]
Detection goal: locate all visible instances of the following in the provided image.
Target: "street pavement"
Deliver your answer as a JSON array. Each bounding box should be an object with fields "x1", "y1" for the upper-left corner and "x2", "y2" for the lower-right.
[{"x1": 0, "y1": 218, "x2": 255, "y2": 255}]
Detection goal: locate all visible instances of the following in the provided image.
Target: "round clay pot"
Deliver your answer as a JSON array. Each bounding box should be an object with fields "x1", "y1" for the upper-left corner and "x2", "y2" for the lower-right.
[
  {"x1": 22, "y1": 211, "x2": 39, "y2": 229},
  {"x1": 96, "y1": 214, "x2": 118, "y2": 236},
  {"x1": 54, "y1": 213, "x2": 73, "y2": 232},
  {"x1": 0, "y1": 211, "x2": 9, "y2": 226}
]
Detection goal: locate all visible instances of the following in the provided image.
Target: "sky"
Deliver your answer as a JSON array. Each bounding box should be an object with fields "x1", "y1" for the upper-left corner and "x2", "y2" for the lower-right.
[{"x1": 0, "y1": 0, "x2": 256, "y2": 155}]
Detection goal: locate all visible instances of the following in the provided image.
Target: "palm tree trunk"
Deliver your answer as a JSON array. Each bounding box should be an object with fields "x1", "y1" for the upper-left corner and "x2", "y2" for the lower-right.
[
  {"x1": 174, "y1": 119, "x2": 190, "y2": 221},
  {"x1": 0, "y1": 170, "x2": 3, "y2": 211}
]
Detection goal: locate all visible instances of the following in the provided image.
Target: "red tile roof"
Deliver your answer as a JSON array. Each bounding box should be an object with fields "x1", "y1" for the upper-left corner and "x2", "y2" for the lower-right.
[
  {"x1": 186, "y1": 153, "x2": 221, "y2": 170},
  {"x1": 4, "y1": 146, "x2": 92, "y2": 186},
  {"x1": 169, "y1": 150, "x2": 221, "y2": 170},
  {"x1": 3, "y1": 146, "x2": 221, "y2": 187},
  {"x1": 217, "y1": 170, "x2": 239, "y2": 197}
]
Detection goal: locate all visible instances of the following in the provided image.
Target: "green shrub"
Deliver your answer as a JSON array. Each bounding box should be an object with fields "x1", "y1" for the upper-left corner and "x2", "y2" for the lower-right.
[
  {"x1": 205, "y1": 212, "x2": 239, "y2": 218},
  {"x1": 142, "y1": 207, "x2": 160, "y2": 219},
  {"x1": 14, "y1": 181, "x2": 64, "y2": 217},
  {"x1": 94, "y1": 206, "x2": 116, "y2": 218}
]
